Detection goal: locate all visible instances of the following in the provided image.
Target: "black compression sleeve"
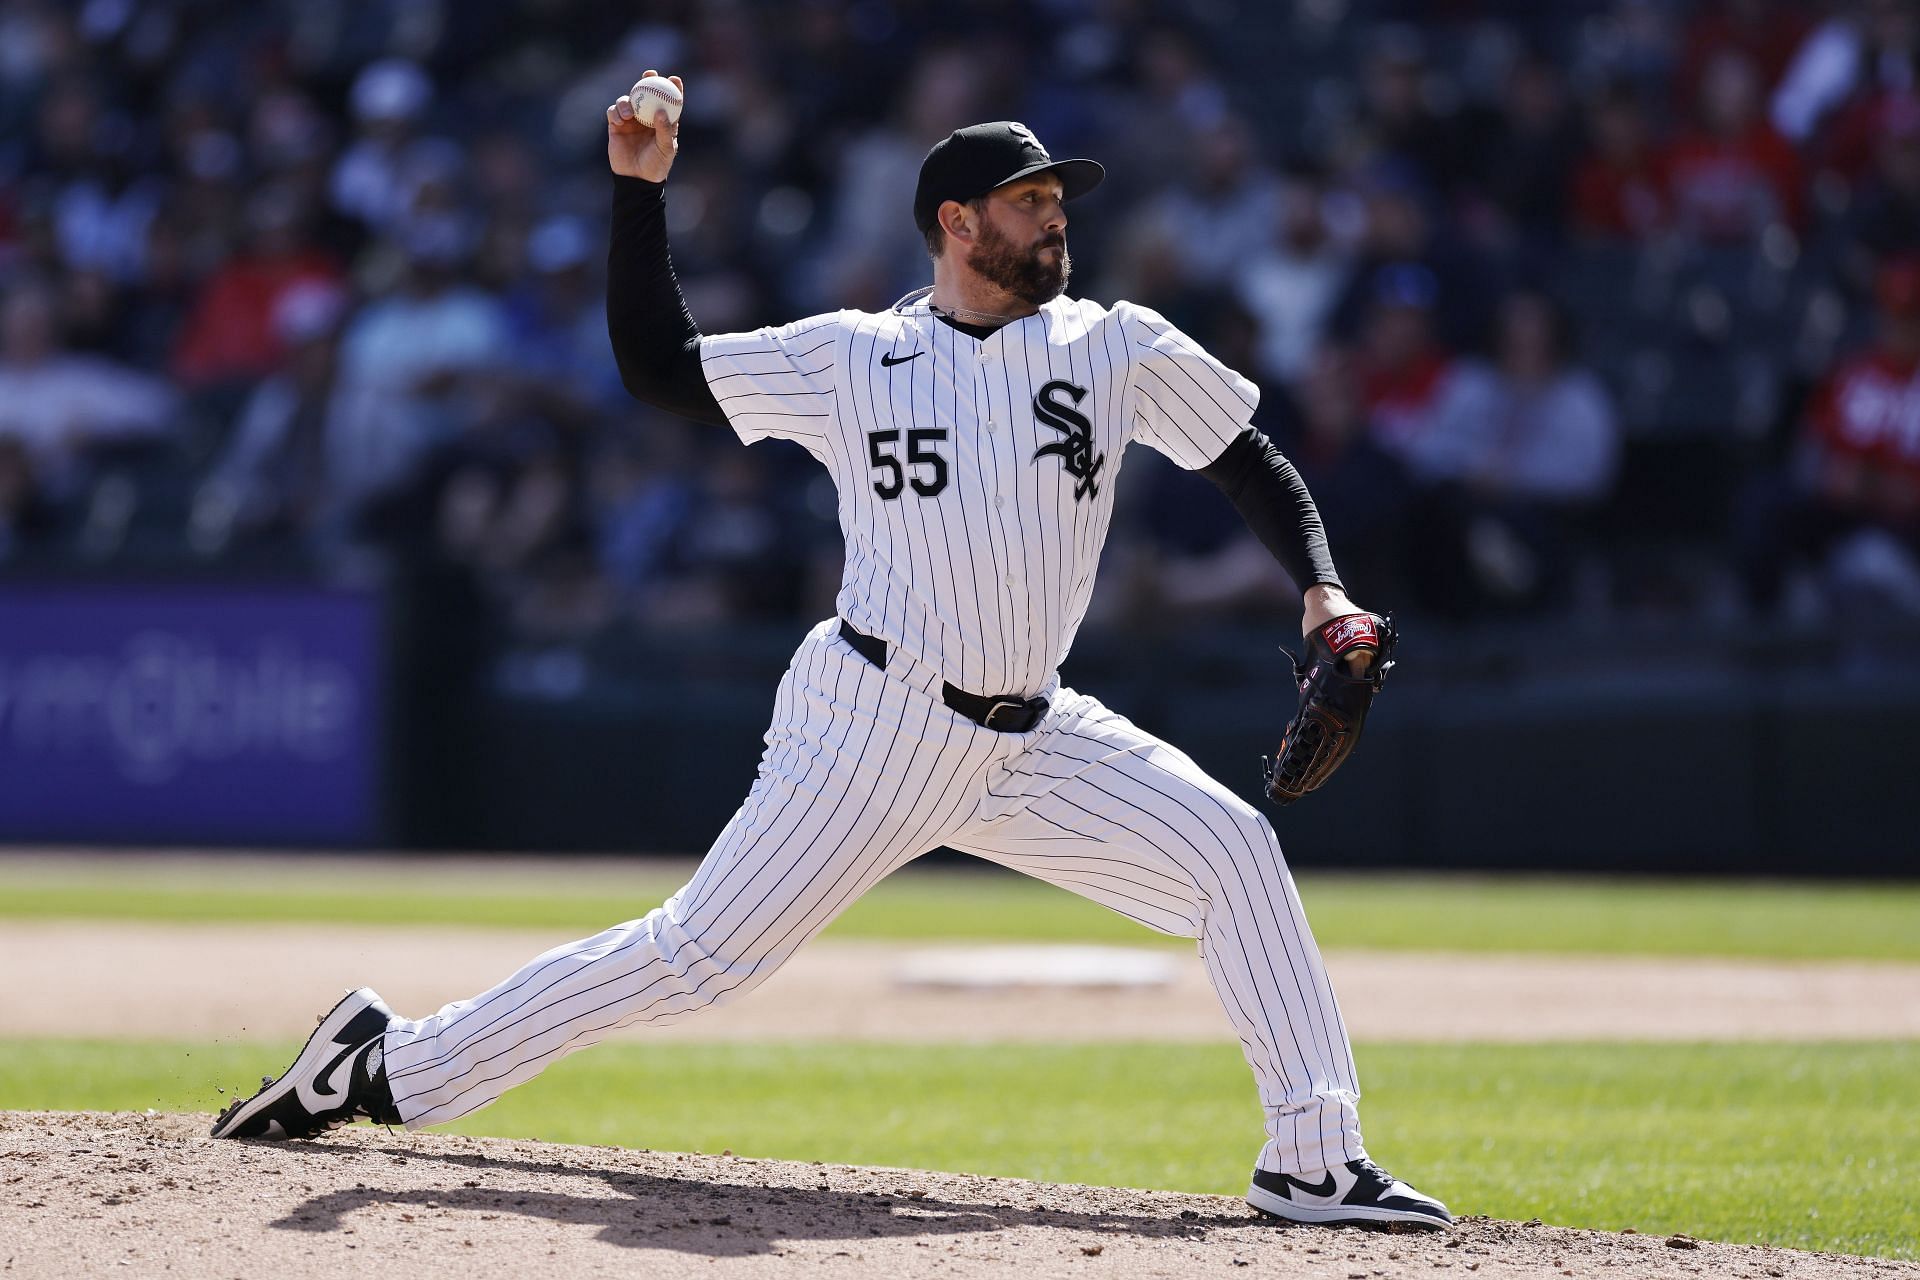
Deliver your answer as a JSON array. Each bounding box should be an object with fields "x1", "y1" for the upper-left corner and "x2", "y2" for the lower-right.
[
  {"x1": 606, "y1": 174, "x2": 729, "y2": 428},
  {"x1": 1196, "y1": 428, "x2": 1344, "y2": 593}
]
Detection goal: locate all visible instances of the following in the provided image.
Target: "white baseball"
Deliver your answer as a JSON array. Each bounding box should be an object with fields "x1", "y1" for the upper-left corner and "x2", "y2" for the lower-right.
[{"x1": 628, "y1": 75, "x2": 682, "y2": 127}]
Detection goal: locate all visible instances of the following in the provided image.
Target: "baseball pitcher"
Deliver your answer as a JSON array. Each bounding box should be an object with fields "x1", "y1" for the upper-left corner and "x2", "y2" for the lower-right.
[{"x1": 210, "y1": 72, "x2": 1446, "y2": 1230}]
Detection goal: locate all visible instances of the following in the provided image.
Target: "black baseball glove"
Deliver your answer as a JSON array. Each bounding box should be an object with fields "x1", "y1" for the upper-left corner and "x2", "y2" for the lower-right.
[{"x1": 1262, "y1": 612, "x2": 1397, "y2": 806}]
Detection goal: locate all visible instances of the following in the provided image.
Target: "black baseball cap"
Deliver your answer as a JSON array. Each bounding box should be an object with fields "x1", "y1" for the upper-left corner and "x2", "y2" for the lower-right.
[{"x1": 913, "y1": 122, "x2": 1104, "y2": 234}]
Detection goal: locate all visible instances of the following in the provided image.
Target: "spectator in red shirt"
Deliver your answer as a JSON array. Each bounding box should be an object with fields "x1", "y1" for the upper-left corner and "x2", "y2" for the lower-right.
[
  {"x1": 1355, "y1": 263, "x2": 1455, "y2": 466},
  {"x1": 1741, "y1": 259, "x2": 1920, "y2": 614},
  {"x1": 0, "y1": 191, "x2": 18, "y2": 271},
  {"x1": 1662, "y1": 50, "x2": 1805, "y2": 240},
  {"x1": 1570, "y1": 82, "x2": 1671, "y2": 240},
  {"x1": 1807, "y1": 260, "x2": 1920, "y2": 525},
  {"x1": 171, "y1": 184, "x2": 341, "y2": 389}
]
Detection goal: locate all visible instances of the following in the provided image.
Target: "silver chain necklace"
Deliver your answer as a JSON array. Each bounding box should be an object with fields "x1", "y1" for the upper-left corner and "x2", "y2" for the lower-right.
[
  {"x1": 927, "y1": 298, "x2": 1029, "y2": 326},
  {"x1": 890, "y1": 286, "x2": 1031, "y2": 327}
]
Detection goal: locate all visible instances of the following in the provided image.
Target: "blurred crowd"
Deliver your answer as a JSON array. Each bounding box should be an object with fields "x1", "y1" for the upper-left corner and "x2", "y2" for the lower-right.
[{"x1": 3, "y1": 0, "x2": 1919, "y2": 638}]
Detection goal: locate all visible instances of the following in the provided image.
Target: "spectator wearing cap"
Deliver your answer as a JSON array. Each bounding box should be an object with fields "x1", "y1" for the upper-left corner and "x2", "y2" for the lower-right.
[
  {"x1": 1352, "y1": 262, "x2": 1457, "y2": 469},
  {"x1": 1326, "y1": 163, "x2": 1496, "y2": 354},
  {"x1": 1741, "y1": 258, "x2": 1920, "y2": 615},
  {"x1": 329, "y1": 59, "x2": 440, "y2": 235},
  {"x1": 504, "y1": 216, "x2": 625, "y2": 411}
]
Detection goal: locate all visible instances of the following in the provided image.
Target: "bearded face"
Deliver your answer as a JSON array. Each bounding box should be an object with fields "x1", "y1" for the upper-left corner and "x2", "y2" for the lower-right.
[{"x1": 965, "y1": 211, "x2": 1070, "y2": 306}]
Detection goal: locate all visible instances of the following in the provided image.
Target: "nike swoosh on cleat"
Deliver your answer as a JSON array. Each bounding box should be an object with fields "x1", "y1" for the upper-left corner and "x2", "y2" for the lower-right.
[
  {"x1": 296, "y1": 1037, "x2": 369, "y2": 1113},
  {"x1": 880, "y1": 351, "x2": 923, "y2": 367},
  {"x1": 1276, "y1": 1171, "x2": 1337, "y2": 1198}
]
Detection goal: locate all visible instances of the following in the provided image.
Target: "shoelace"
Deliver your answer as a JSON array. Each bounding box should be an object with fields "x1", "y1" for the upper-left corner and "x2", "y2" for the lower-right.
[{"x1": 1347, "y1": 1158, "x2": 1390, "y2": 1187}]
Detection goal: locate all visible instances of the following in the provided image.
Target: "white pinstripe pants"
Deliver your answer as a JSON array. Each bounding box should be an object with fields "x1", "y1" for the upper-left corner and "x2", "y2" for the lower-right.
[{"x1": 383, "y1": 619, "x2": 1365, "y2": 1174}]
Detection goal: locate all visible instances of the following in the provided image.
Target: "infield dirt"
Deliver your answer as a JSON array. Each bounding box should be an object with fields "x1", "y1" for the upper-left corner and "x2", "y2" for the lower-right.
[{"x1": 4, "y1": 1111, "x2": 1913, "y2": 1280}]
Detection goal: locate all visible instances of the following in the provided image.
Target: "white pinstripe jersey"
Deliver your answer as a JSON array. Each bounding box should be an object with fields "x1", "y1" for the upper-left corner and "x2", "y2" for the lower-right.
[{"x1": 699, "y1": 293, "x2": 1258, "y2": 698}]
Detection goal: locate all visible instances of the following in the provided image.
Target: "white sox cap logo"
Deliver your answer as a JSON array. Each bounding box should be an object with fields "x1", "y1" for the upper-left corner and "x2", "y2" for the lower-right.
[{"x1": 1007, "y1": 121, "x2": 1048, "y2": 159}]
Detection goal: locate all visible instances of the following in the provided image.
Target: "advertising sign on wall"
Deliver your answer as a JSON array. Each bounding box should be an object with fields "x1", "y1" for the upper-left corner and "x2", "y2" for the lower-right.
[{"x1": 0, "y1": 584, "x2": 384, "y2": 845}]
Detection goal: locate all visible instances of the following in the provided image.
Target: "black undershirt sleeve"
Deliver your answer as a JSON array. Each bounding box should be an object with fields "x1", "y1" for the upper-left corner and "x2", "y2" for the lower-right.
[
  {"x1": 606, "y1": 174, "x2": 729, "y2": 428},
  {"x1": 1196, "y1": 428, "x2": 1344, "y2": 593}
]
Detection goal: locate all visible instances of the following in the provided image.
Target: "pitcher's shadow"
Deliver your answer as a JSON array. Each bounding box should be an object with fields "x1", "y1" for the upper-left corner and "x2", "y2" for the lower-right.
[{"x1": 263, "y1": 1140, "x2": 1266, "y2": 1258}]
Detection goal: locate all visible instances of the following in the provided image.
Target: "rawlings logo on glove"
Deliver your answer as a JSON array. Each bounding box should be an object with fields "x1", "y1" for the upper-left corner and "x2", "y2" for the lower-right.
[
  {"x1": 1319, "y1": 612, "x2": 1381, "y2": 657},
  {"x1": 1262, "y1": 612, "x2": 1397, "y2": 806}
]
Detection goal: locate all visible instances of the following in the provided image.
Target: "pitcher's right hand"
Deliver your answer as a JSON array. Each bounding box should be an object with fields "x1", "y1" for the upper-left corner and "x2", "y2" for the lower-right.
[{"x1": 607, "y1": 70, "x2": 682, "y2": 182}]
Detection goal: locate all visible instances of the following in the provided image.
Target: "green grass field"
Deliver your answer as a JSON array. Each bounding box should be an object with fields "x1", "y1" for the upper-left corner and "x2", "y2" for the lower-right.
[
  {"x1": 2, "y1": 1037, "x2": 1913, "y2": 1260},
  {"x1": 6, "y1": 856, "x2": 1915, "y2": 1260},
  {"x1": 4, "y1": 856, "x2": 1919, "y2": 959}
]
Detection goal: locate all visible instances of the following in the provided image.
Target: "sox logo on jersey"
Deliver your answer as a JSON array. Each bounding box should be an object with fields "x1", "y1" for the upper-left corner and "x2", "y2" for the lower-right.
[
  {"x1": 378, "y1": 289, "x2": 1371, "y2": 1181},
  {"x1": 1032, "y1": 379, "x2": 1104, "y2": 500}
]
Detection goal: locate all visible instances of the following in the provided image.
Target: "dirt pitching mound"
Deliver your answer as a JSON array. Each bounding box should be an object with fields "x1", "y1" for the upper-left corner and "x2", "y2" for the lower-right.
[{"x1": 3, "y1": 1113, "x2": 1910, "y2": 1280}]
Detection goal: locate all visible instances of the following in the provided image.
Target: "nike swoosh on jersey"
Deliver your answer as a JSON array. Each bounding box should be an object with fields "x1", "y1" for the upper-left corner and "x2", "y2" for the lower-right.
[{"x1": 879, "y1": 350, "x2": 923, "y2": 367}]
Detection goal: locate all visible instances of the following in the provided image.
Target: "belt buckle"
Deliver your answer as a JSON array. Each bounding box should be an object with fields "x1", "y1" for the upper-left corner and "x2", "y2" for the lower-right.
[{"x1": 982, "y1": 697, "x2": 1031, "y2": 733}]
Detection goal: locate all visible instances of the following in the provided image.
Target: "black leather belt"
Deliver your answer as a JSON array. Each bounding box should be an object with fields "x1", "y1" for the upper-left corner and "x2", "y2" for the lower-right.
[{"x1": 837, "y1": 618, "x2": 1048, "y2": 733}]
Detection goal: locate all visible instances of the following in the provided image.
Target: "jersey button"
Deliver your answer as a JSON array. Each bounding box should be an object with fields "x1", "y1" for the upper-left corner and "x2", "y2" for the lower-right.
[
  {"x1": 1004, "y1": 574, "x2": 1016, "y2": 587},
  {"x1": 994, "y1": 495, "x2": 1005, "y2": 507},
  {"x1": 985, "y1": 420, "x2": 999, "y2": 432}
]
